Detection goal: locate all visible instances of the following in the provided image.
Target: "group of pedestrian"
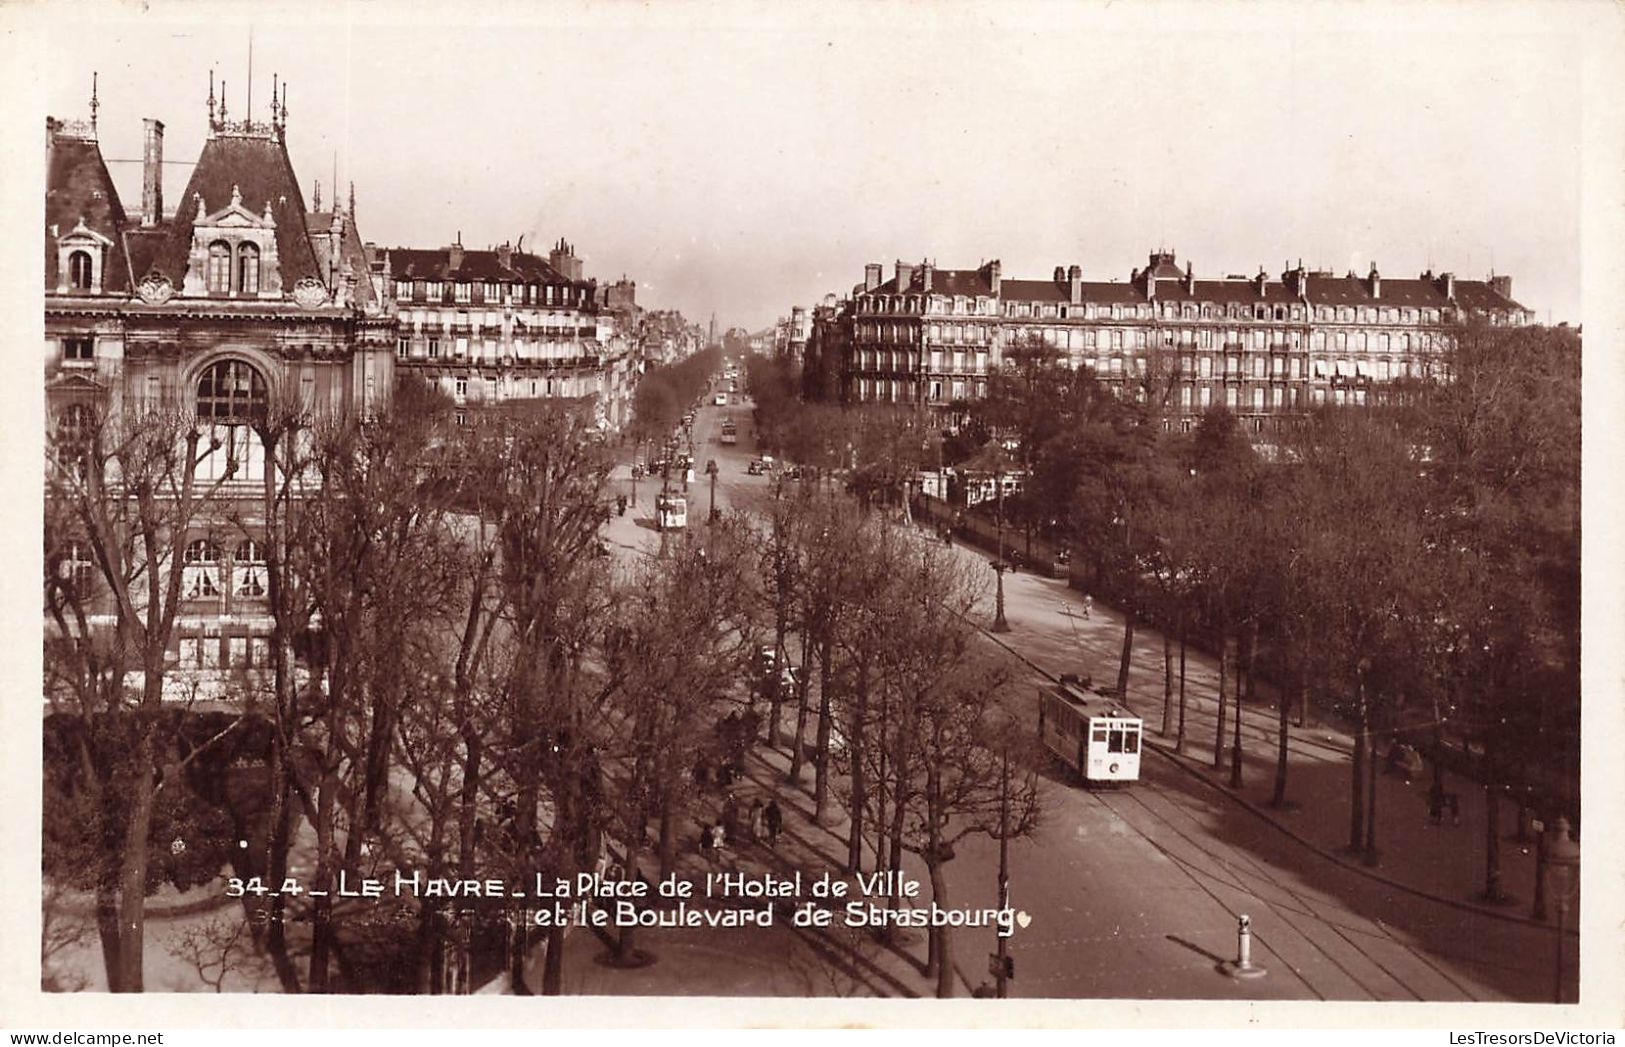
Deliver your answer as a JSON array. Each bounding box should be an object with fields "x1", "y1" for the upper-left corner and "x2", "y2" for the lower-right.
[{"x1": 697, "y1": 794, "x2": 783, "y2": 865}]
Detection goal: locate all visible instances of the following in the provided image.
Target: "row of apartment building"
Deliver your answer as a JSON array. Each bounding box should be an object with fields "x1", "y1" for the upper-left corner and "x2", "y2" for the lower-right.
[
  {"x1": 43, "y1": 76, "x2": 700, "y2": 693},
  {"x1": 802, "y1": 252, "x2": 1533, "y2": 433}
]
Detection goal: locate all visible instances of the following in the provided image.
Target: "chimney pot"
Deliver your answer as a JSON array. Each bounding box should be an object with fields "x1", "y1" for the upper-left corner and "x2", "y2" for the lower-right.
[{"x1": 141, "y1": 118, "x2": 165, "y2": 227}]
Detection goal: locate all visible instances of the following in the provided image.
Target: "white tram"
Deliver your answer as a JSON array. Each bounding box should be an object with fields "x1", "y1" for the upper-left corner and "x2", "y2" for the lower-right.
[
  {"x1": 1037, "y1": 676, "x2": 1142, "y2": 785},
  {"x1": 656, "y1": 493, "x2": 688, "y2": 531}
]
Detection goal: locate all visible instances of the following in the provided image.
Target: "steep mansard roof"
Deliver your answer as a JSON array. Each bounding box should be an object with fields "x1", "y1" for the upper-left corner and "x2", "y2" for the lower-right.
[
  {"x1": 147, "y1": 131, "x2": 323, "y2": 288},
  {"x1": 45, "y1": 131, "x2": 132, "y2": 292},
  {"x1": 384, "y1": 246, "x2": 578, "y2": 286}
]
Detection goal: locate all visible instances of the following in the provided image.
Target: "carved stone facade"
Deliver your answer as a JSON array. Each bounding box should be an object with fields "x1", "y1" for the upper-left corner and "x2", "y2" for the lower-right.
[{"x1": 44, "y1": 86, "x2": 386, "y2": 700}]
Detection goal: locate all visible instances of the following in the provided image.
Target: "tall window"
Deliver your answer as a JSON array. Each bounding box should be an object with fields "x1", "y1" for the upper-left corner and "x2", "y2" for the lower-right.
[
  {"x1": 68, "y1": 251, "x2": 94, "y2": 290},
  {"x1": 196, "y1": 360, "x2": 268, "y2": 481},
  {"x1": 58, "y1": 539, "x2": 96, "y2": 597},
  {"x1": 236, "y1": 243, "x2": 260, "y2": 294},
  {"x1": 207, "y1": 241, "x2": 232, "y2": 292},
  {"x1": 234, "y1": 539, "x2": 266, "y2": 597},
  {"x1": 55, "y1": 402, "x2": 95, "y2": 478},
  {"x1": 63, "y1": 337, "x2": 94, "y2": 363},
  {"x1": 184, "y1": 539, "x2": 223, "y2": 599}
]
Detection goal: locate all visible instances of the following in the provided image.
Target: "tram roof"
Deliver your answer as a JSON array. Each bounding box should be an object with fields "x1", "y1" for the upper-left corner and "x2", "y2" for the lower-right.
[{"x1": 1042, "y1": 681, "x2": 1141, "y2": 722}]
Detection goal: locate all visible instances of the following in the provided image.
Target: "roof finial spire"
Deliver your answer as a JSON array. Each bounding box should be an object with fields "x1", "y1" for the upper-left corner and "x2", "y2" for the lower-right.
[
  {"x1": 313, "y1": 178, "x2": 321, "y2": 211},
  {"x1": 208, "y1": 69, "x2": 217, "y2": 129},
  {"x1": 89, "y1": 71, "x2": 99, "y2": 132},
  {"x1": 219, "y1": 78, "x2": 228, "y2": 124},
  {"x1": 270, "y1": 72, "x2": 279, "y2": 125},
  {"x1": 348, "y1": 180, "x2": 356, "y2": 224}
]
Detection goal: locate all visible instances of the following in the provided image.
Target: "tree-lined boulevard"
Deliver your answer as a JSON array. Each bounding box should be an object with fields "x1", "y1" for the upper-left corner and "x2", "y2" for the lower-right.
[{"x1": 41, "y1": 322, "x2": 1581, "y2": 1002}]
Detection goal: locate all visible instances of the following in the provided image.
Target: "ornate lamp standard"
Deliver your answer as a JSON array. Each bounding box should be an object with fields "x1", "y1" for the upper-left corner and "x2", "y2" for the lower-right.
[{"x1": 1545, "y1": 816, "x2": 1579, "y2": 1003}]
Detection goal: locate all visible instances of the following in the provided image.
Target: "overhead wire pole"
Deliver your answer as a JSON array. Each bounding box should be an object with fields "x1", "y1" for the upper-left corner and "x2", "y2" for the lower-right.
[{"x1": 995, "y1": 740, "x2": 1012, "y2": 998}]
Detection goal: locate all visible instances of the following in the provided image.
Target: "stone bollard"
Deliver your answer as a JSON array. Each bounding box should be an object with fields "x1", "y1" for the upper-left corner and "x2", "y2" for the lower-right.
[{"x1": 1225, "y1": 914, "x2": 1267, "y2": 979}]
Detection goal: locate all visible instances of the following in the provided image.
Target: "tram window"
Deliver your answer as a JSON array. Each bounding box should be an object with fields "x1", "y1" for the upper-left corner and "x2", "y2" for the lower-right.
[
  {"x1": 1108, "y1": 729, "x2": 1126, "y2": 753},
  {"x1": 1092, "y1": 726, "x2": 1108, "y2": 746},
  {"x1": 1124, "y1": 729, "x2": 1140, "y2": 754}
]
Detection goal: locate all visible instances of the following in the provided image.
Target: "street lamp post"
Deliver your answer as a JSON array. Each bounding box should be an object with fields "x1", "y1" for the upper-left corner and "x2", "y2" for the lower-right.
[
  {"x1": 995, "y1": 741, "x2": 1011, "y2": 998},
  {"x1": 1546, "y1": 816, "x2": 1579, "y2": 1004},
  {"x1": 706, "y1": 459, "x2": 719, "y2": 523},
  {"x1": 991, "y1": 560, "x2": 1010, "y2": 633}
]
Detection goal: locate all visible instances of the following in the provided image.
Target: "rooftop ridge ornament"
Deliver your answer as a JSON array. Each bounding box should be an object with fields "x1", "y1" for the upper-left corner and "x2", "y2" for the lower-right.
[
  {"x1": 208, "y1": 69, "x2": 218, "y2": 131},
  {"x1": 89, "y1": 71, "x2": 99, "y2": 134}
]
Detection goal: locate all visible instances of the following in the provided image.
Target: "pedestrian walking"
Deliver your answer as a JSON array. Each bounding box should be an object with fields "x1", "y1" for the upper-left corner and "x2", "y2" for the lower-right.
[
  {"x1": 764, "y1": 798, "x2": 783, "y2": 849},
  {"x1": 721, "y1": 791, "x2": 740, "y2": 842},
  {"x1": 747, "y1": 799, "x2": 765, "y2": 844},
  {"x1": 1083, "y1": 594, "x2": 1093, "y2": 620},
  {"x1": 699, "y1": 823, "x2": 717, "y2": 866}
]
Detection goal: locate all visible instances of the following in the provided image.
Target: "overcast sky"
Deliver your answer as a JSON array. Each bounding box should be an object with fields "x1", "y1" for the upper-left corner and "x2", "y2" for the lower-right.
[{"x1": 30, "y1": 0, "x2": 1588, "y2": 330}]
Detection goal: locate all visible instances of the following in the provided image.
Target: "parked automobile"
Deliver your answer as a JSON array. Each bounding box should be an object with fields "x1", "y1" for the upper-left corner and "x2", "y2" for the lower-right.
[{"x1": 747, "y1": 460, "x2": 764, "y2": 476}]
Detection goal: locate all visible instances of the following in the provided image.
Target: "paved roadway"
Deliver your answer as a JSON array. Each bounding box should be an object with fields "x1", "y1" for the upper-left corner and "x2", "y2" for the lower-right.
[{"x1": 598, "y1": 388, "x2": 1559, "y2": 1001}]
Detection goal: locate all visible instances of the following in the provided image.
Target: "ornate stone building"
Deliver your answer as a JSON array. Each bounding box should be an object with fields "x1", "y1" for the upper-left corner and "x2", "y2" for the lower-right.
[
  {"x1": 44, "y1": 77, "x2": 391, "y2": 693},
  {"x1": 842, "y1": 251, "x2": 1534, "y2": 434},
  {"x1": 379, "y1": 237, "x2": 636, "y2": 430}
]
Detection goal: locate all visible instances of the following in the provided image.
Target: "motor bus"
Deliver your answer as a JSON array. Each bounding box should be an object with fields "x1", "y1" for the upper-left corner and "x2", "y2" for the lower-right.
[
  {"x1": 656, "y1": 493, "x2": 688, "y2": 531},
  {"x1": 1037, "y1": 676, "x2": 1142, "y2": 785}
]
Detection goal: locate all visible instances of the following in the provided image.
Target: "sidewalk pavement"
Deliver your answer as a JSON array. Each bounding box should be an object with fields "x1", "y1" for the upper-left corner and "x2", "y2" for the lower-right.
[{"x1": 928, "y1": 520, "x2": 1560, "y2": 929}]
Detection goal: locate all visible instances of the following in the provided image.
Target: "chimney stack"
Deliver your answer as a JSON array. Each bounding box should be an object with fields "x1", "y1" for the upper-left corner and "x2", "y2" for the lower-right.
[
  {"x1": 1488, "y1": 274, "x2": 1512, "y2": 300},
  {"x1": 1441, "y1": 272, "x2": 1456, "y2": 300},
  {"x1": 1254, "y1": 269, "x2": 1268, "y2": 296},
  {"x1": 922, "y1": 260, "x2": 934, "y2": 292},
  {"x1": 1068, "y1": 265, "x2": 1082, "y2": 305},
  {"x1": 497, "y1": 241, "x2": 513, "y2": 270},
  {"x1": 895, "y1": 259, "x2": 915, "y2": 293},
  {"x1": 1185, "y1": 260, "x2": 1196, "y2": 295},
  {"x1": 1368, "y1": 262, "x2": 1381, "y2": 299},
  {"x1": 448, "y1": 235, "x2": 464, "y2": 272},
  {"x1": 141, "y1": 118, "x2": 165, "y2": 227},
  {"x1": 864, "y1": 263, "x2": 882, "y2": 292},
  {"x1": 987, "y1": 259, "x2": 1001, "y2": 295}
]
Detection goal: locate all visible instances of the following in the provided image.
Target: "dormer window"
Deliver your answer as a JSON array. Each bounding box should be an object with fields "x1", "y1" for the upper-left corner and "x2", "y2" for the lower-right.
[
  {"x1": 237, "y1": 243, "x2": 260, "y2": 293},
  {"x1": 207, "y1": 241, "x2": 232, "y2": 292},
  {"x1": 69, "y1": 251, "x2": 94, "y2": 290}
]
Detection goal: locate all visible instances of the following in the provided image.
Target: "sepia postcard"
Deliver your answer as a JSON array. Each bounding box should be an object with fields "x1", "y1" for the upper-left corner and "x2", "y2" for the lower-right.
[{"x1": 1, "y1": 0, "x2": 1623, "y2": 1034}]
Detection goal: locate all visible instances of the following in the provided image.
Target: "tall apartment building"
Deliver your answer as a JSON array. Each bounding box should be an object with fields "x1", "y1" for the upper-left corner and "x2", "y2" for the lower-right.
[
  {"x1": 380, "y1": 237, "x2": 636, "y2": 430},
  {"x1": 45, "y1": 77, "x2": 392, "y2": 694},
  {"x1": 842, "y1": 251, "x2": 1533, "y2": 433}
]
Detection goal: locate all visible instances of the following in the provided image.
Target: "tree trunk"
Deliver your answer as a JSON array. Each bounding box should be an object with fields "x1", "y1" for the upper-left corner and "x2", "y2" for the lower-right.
[
  {"x1": 846, "y1": 654, "x2": 869, "y2": 873},
  {"x1": 1349, "y1": 675, "x2": 1367, "y2": 853},
  {"x1": 1364, "y1": 704, "x2": 1380, "y2": 862},
  {"x1": 1214, "y1": 631, "x2": 1229, "y2": 770},
  {"x1": 1115, "y1": 614, "x2": 1135, "y2": 699},
  {"x1": 1230, "y1": 630, "x2": 1245, "y2": 788},
  {"x1": 617, "y1": 844, "x2": 643, "y2": 963},
  {"x1": 1176, "y1": 626, "x2": 1188, "y2": 755},
  {"x1": 1271, "y1": 652, "x2": 1292, "y2": 808},
  {"x1": 95, "y1": 890, "x2": 122, "y2": 993},
  {"x1": 813, "y1": 633, "x2": 834, "y2": 821},
  {"x1": 658, "y1": 783, "x2": 677, "y2": 882},
  {"x1": 1484, "y1": 744, "x2": 1505, "y2": 901},
  {"x1": 114, "y1": 724, "x2": 158, "y2": 994},
  {"x1": 768, "y1": 618, "x2": 787, "y2": 750},
  {"x1": 927, "y1": 857, "x2": 955, "y2": 999},
  {"x1": 788, "y1": 636, "x2": 814, "y2": 784},
  {"x1": 1161, "y1": 632, "x2": 1173, "y2": 736}
]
